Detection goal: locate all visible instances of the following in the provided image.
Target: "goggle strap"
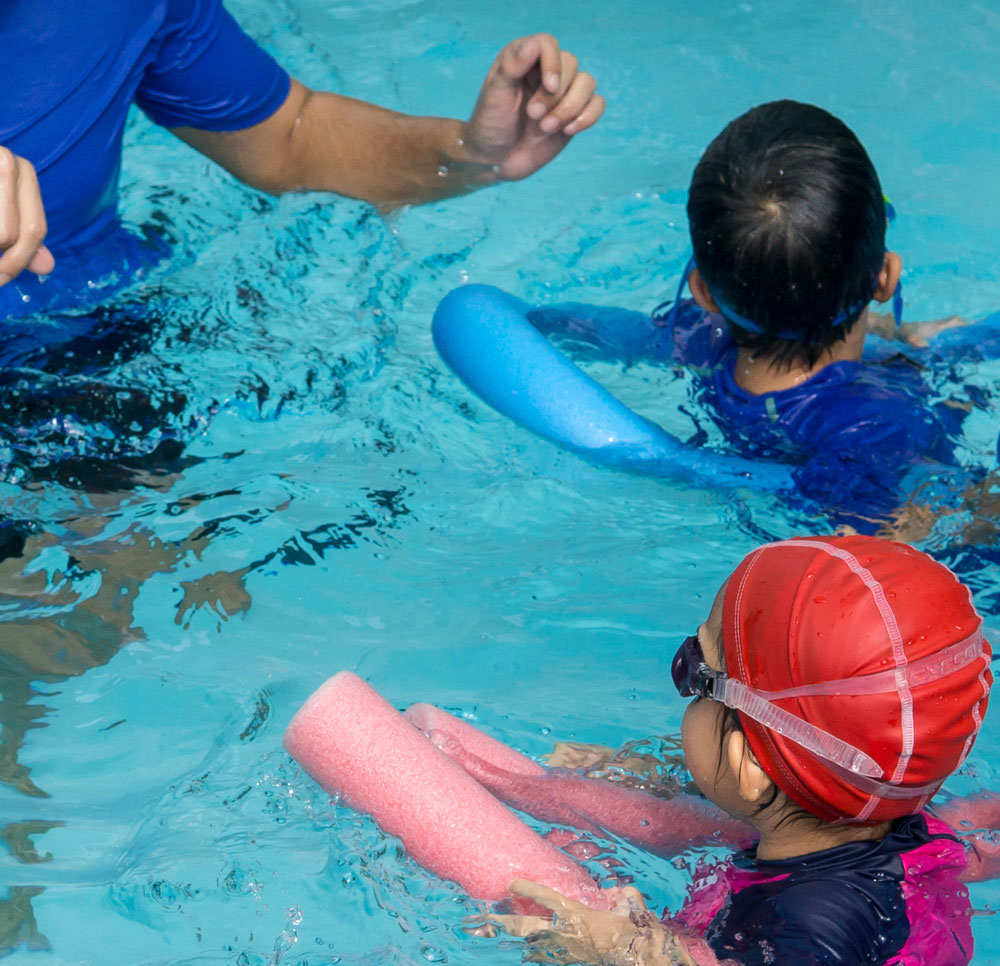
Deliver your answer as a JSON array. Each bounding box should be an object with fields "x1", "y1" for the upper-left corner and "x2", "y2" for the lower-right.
[
  {"x1": 753, "y1": 628, "x2": 985, "y2": 701},
  {"x1": 828, "y1": 763, "x2": 944, "y2": 801},
  {"x1": 654, "y1": 255, "x2": 696, "y2": 350},
  {"x1": 892, "y1": 278, "x2": 904, "y2": 328},
  {"x1": 718, "y1": 678, "x2": 883, "y2": 778}
]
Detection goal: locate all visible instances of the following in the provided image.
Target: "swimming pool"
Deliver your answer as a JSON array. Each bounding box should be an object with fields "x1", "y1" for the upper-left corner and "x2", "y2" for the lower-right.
[{"x1": 3, "y1": 0, "x2": 1000, "y2": 962}]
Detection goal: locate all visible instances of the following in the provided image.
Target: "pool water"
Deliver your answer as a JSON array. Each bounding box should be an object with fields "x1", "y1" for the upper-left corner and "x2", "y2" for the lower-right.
[{"x1": 3, "y1": 0, "x2": 1000, "y2": 963}]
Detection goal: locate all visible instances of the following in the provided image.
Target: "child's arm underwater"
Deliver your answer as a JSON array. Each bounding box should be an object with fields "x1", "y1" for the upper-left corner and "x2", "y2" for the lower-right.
[
  {"x1": 487, "y1": 880, "x2": 713, "y2": 966},
  {"x1": 866, "y1": 310, "x2": 966, "y2": 348},
  {"x1": 406, "y1": 705, "x2": 754, "y2": 852},
  {"x1": 930, "y1": 791, "x2": 1000, "y2": 882},
  {"x1": 526, "y1": 303, "x2": 667, "y2": 364}
]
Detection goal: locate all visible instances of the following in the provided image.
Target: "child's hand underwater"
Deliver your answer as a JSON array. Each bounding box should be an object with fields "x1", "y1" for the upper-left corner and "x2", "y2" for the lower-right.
[{"x1": 481, "y1": 879, "x2": 698, "y2": 965}]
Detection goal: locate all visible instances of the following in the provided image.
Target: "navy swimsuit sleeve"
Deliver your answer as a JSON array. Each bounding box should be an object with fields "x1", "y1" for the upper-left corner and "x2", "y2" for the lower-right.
[
  {"x1": 709, "y1": 878, "x2": 902, "y2": 966},
  {"x1": 136, "y1": 0, "x2": 291, "y2": 131}
]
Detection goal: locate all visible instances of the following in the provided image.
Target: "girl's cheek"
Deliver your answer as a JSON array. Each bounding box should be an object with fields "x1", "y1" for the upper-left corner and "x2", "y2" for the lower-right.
[{"x1": 681, "y1": 699, "x2": 722, "y2": 793}]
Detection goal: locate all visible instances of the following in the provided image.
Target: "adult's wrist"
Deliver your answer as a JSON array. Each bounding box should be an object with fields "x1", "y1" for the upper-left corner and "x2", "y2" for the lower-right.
[{"x1": 438, "y1": 120, "x2": 505, "y2": 191}]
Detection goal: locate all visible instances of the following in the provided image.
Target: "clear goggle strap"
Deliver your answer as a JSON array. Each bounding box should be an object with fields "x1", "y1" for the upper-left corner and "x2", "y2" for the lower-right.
[
  {"x1": 718, "y1": 627, "x2": 988, "y2": 786},
  {"x1": 752, "y1": 628, "x2": 987, "y2": 702},
  {"x1": 829, "y1": 764, "x2": 944, "y2": 801},
  {"x1": 716, "y1": 678, "x2": 883, "y2": 778}
]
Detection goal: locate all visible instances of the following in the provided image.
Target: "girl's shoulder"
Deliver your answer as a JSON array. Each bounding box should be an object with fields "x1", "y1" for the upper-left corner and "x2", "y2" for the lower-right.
[{"x1": 697, "y1": 814, "x2": 971, "y2": 966}]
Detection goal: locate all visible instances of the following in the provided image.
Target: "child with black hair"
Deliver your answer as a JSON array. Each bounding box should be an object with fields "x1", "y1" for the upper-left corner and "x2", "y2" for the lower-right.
[
  {"x1": 663, "y1": 99, "x2": 963, "y2": 532},
  {"x1": 520, "y1": 100, "x2": 971, "y2": 533}
]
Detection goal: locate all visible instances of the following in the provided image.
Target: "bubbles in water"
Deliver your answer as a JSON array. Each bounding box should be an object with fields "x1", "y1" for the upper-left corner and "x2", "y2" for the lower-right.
[
  {"x1": 270, "y1": 906, "x2": 302, "y2": 964},
  {"x1": 437, "y1": 166, "x2": 449, "y2": 178},
  {"x1": 420, "y1": 943, "x2": 447, "y2": 962},
  {"x1": 222, "y1": 867, "x2": 259, "y2": 896}
]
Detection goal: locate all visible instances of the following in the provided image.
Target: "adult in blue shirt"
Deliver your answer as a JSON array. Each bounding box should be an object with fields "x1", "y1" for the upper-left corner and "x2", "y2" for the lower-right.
[{"x1": 0, "y1": 0, "x2": 604, "y2": 315}]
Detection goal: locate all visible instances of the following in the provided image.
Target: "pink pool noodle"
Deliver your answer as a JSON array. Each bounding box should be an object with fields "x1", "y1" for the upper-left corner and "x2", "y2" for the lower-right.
[
  {"x1": 283, "y1": 672, "x2": 610, "y2": 907},
  {"x1": 404, "y1": 703, "x2": 547, "y2": 776},
  {"x1": 407, "y1": 708, "x2": 753, "y2": 854}
]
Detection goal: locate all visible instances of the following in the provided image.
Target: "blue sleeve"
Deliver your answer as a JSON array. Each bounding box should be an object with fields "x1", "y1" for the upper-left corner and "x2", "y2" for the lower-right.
[
  {"x1": 784, "y1": 366, "x2": 964, "y2": 532},
  {"x1": 664, "y1": 301, "x2": 733, "y2": 368},
  {"x1": 791, "y1": 444, "x2": 916, "y2": 534},
  {"x1": 136, "y1": 0, "x2": 291, "y2": 131}
]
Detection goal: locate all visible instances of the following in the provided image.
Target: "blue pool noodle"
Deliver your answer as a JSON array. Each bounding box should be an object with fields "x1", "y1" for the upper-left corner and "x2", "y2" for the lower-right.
[{"x1": 432, "y1": 284, "x2": 793, "y2": 491}]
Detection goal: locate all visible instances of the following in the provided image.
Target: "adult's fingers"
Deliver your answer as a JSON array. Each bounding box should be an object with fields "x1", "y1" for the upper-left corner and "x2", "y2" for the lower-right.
[
  {"x1": 0, "y1": 148, "x2": 51, "y2": 285},
  {"x1": 526, "y1": 48, "x2": 579, "y2": 121},
  {"x1": 537, "y1": 70, "x2": 599, "y2": 133},
  {"x1": 562, "y1": 92, "x2": 606, "y2": 136},
  {"x1": 613, "y1": 885, "x2": 648, "y2": 911},
  {"x1": 524, "y1": 946, "x2": 573, "y2": 965},
  {"x1": 27, "y1": 244, "x2": 55, "y2": 276},
  {"x1": 497, "y1": 34, "x2": 562, "y2": 93}
]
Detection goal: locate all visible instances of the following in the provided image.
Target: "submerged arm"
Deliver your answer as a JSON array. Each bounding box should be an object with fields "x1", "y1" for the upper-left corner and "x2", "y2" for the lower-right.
[
  {"x1": 932, "y1": 792, "x2": 1000, "y2": 882},
  {"x1": 434, "y1": 733, "x2": 754, "y2": 855}
]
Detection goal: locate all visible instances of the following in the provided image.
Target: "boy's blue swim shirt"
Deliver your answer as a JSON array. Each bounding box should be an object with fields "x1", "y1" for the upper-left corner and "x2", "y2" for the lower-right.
[
  {"x1": 1, "y1": 0, "x2": 290, "y2": 315},
  {"x1": 665, "y1": 302, "x2": 964, "y2": 530}
]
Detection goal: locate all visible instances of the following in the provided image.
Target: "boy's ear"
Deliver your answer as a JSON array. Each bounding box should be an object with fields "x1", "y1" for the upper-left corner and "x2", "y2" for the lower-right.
[
  {"x1": 873, "y1": 251, "x2": 903, "y2": 303},
  {"x1": 727, "y1": 730, "x2": 774, "y2": 804},
  {"x1": 689, "y1": 267, "x2": 722, "y2": 314}
]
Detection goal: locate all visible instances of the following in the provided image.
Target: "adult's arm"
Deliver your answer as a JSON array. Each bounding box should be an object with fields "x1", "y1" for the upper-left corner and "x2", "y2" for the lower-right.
[
  {"x1": 171, "y1": 34, "x2": 604, "y2": 209},
  {"x1": 0, "y1": 147, "x2": 55, "y2": 286}
]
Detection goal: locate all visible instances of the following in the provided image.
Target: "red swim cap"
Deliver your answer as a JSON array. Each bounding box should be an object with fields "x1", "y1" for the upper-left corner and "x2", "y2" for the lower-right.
[{"x1": 723, "y1": 535, "x2": 992, "y2": 824}]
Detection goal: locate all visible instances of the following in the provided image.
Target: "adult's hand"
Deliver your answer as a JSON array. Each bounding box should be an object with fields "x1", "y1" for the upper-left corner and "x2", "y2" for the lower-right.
[
  {"x1": 463, "y1": 34, "x2": 605, "y2": 182},
  {"x1": 0, "y1": 147, "x2": 54, "y2": 286}
]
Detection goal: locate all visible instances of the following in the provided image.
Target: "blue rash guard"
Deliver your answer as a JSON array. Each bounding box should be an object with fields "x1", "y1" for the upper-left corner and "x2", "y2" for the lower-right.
[
  {"x1": 529, "y1": 299, "x2": 966, "y2": 530},
  {"x1": 1, "y1": 0, "x2": 290, "y2": 319},
  {"x1": 664, "y1": 302, "x2": 966, "y2": 529},
  {"x1": 673, "y1": 813, "x2": 972, "y2": 966}
]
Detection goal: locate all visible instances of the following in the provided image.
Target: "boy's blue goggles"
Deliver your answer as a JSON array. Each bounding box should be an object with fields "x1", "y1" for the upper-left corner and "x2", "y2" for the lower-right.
[
  {"x1": 658, "y1": 255, "x2": 903, "y2": 341},
  {"x1": 656, "y1": 197, "x2": 902, "y2": 341}
]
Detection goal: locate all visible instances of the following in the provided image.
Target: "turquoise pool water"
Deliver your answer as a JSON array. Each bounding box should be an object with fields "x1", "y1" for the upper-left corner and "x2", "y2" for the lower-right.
[{"x1": 3, "y1": 0, "x2": 1000, "y2": 962}]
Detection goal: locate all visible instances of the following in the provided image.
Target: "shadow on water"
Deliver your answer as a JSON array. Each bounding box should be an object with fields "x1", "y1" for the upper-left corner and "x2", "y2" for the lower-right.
[
  {"x1": 0, "y1": 265, "x2": 415, "y2": 953},
  {"x1": 0, "y1": 293, "x2": 238, "y2": 952}
]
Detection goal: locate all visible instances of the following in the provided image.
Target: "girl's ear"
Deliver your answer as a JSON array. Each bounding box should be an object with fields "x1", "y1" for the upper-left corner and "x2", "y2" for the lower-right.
[
  {"x1": 727, "y1": 730, "x2": 774, "y2": 804},
  {"x1": 873, "y1": 251, "x2": 902, "y2": 303},
  {"x1": 689, "y1": 267, "x2": 722, "y2": 313}
]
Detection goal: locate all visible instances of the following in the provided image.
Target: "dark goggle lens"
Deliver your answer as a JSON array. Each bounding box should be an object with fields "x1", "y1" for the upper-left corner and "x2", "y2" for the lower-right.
[{"x1": 671, "y1": 634, "x2": 703, "y2": 697}]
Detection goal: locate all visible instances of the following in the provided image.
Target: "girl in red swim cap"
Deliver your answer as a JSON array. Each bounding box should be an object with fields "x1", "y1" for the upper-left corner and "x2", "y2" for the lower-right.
[{"x1": 458, "y1": 535, "x2": 994, "y2": 965}]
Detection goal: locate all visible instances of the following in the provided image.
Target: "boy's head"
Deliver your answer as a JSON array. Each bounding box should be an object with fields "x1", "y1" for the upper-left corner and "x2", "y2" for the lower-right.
[
  {"x1": 720, "y1": 536, "x2": 991, "y2": 824},
  {"x1": 686, "y1": 100, "x2": 896, "y2": 369}
]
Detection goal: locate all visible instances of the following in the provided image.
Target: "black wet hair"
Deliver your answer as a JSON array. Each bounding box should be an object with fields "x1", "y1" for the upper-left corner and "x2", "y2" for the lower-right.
[{"x1": 687, "y1": 100, "x2": 887, "y2": 369}]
